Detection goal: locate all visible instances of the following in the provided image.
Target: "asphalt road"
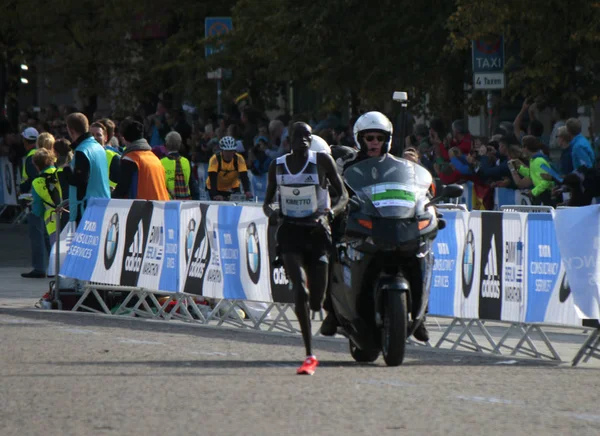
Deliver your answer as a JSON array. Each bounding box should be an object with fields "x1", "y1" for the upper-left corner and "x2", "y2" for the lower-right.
[{"x1": 1, "y1": 308, "x2": 599, "y2": 436}]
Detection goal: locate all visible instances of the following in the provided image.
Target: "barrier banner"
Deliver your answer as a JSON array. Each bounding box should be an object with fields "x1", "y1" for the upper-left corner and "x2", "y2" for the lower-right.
[
  {"x1": 501, "y1": 212, "x2": 527, "y2": 322},
  {"x1": 60, "y1": 198, "x2": 597, "y2": 323},
  {"x1": 554, "y1": 206, "x2": 600, "y2": 319},
  {"x1": 478, "y1": 211, "x2": 504, "y2": 320},
  {"x1": 460, "y1": 211, "x2": 482, "y2": 318},
  {"x1": 0, "y1": 157, "x2": 17, "y2": 205},
  {"x1": 268, "y1": 222, "x2": 292, "y2": 303},
  {"x1": 430, "y1": 210, "x2": 466, "y2": 316}
]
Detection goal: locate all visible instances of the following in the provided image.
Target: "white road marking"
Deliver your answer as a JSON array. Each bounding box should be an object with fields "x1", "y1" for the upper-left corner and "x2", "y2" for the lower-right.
[
  {"x1": 117, "y1": 338, "x2": 164, "y2": 345},
  {"x1": 494, "y1": 360, "x2": 519, "y2": 365},
  {"x1": 356, "y1": 379, "x2": 417, "y2": 388},
  {"x1": 60, "y1": 327, "x2": 99, "y2": 335},
  {"x1": 455, "y1": 395, "x2": 521, "y2": 405}
]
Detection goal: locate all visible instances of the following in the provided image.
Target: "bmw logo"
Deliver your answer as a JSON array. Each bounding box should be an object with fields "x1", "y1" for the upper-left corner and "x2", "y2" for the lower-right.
[
  {"x1": 559, "y1": 272, "x2": 571, "y2": 303},
  {"x1": 246, "y1": 222, "x2": 261, "y2": 284},
  {"x1": 185, "y1": 219, "x2": 196, "y2": 264},
  {"x1": 293, "y1": 188, "x2": 300, "y2": 196},
  {"x1": 104, "y1": 214, "x2": 119, "y2": 269},
  {"x1": 462, "y1": 229, "x2": 475, "y2": 298},
  {"x1": 5, "y1": 164, "x2": 12, "y2": 195}
]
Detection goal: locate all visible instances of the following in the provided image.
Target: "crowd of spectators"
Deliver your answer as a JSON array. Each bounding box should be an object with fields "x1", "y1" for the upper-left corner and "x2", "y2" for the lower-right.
[{"x1": 2, "y1": 96, "x2": 600, "y2": 212}]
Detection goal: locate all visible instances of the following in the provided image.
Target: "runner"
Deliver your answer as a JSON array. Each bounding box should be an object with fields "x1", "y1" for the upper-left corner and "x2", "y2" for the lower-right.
[{"x1": 263, "y1": 122, "x2": 348, "y2": 375}]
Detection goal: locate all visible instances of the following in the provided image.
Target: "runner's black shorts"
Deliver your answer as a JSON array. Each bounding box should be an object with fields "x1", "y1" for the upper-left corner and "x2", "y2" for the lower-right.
[{"x1": 276, "y1": 218, "x2": 332, "y2": 258}]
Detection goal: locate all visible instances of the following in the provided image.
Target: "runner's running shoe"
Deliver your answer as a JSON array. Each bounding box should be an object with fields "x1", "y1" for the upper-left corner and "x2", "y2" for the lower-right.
[{"x1": 297, "y1": 356, "x2": 318, "y2": 375}]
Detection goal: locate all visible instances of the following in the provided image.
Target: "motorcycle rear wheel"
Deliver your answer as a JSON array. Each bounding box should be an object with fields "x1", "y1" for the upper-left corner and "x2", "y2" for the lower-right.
[
  {"x1": 349, "y1": 340, "x2": 380, "y2": 363},
  {"x1": 381, "y1": 291, "x2": 407, "y2": 366}
]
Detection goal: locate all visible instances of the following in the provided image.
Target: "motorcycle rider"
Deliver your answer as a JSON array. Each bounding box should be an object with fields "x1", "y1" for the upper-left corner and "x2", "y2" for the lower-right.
[
  {"x1": 263, "y1": 122, "x2": 348, "y2": 375},
  {"x1": 320, "y1": 111, "x2": 430, "y2": 342}
]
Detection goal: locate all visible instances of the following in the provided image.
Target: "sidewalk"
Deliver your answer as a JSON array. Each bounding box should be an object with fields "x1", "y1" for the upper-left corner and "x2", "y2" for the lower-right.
[{"x1": 0, "y1": 223, "x2": 49, "y2": 308}]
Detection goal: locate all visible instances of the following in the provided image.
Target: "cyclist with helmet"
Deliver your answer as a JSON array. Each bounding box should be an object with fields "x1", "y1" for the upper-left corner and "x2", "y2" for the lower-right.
[
  {"x1": 320, "y1": 111, "x2": 431, "y2": 343},
  {"x1": 206, "y1": 136, "x2": 254, "y2": 201},
  {"x1": 263, "y1": 122, "x2": 348, "y2": 375}
]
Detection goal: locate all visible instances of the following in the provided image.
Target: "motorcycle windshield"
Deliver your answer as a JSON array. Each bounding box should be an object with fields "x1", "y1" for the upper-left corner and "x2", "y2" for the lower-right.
[{"x1": 344, "y1": 155, "x2": 433, "y2": 218}]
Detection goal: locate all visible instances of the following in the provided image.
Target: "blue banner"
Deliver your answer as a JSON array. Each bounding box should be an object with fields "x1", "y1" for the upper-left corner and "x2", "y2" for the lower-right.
[
  {"x1": 430, "y1": 211, "x2": 459, "y2": 316},
  {"x1": 217, "y1": 205, "x2": 245, "y2": 299},
  {"x1": 159, "y1": 201, "x2": 181, "y2": 292},
  {"x1": 61, "y1": 198, "x2": 108, "y2": 280},
  {"x1": 525, "y1": 213, "x2": 562, "y2": 322},
  {"x1": 554, "y1": 206, "x2": 600, "y2": 319},
  {"x1": 494, "y1": 188, "x2": 516, "y2": 210}
]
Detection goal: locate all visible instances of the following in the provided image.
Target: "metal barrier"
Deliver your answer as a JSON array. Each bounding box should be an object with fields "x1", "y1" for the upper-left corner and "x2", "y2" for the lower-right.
[{"x1": 53, "y1": 200, "x2": 600, "y2": 367}]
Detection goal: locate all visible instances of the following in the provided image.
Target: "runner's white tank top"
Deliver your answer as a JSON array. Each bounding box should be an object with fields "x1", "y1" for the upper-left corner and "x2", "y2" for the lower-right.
[{"x1": 275, "y1": 150, "x2": 331, "y2": 218}]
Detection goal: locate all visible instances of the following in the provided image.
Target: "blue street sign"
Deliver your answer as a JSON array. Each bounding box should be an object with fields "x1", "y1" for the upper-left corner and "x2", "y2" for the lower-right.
[
  {"x1": 472, "y1": 36, "x2": 504, "y2": 73},
  {"x1": 205, "y1": 17, "x2": 233, "y2": 58}
]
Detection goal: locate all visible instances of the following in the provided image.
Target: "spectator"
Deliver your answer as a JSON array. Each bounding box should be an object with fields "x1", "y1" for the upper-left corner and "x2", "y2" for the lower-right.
[
  {"x1": 98, "y1": 118, "x2": 121, "y2": 154},
  {"x1": 166, "y1": 109, "x2": 192, "y2": 156},
  {"x1": 267, "y1": 119, "x2": 286, "y2": 159},
  {"x1": 62, "y1": 112, "x2": 111, "y2": 224},
  {"x1": 566, "y1": 117, "x2": 595, "y2": 171},
  {"x1": 555, "y1": 126, "x2": 574, "y2": 175},
  {"x1": 514, "y1": 97, "x2": 545, "y2": 146},
  {"x1": 19, "y1": 127, "x2": 40, "y2": 194},
  {"x1": 474, "y1": 136, "x2": 514, "y2": 188},
  {"x1": 247, "y1": 136, "x2": 273, "y2": 175},
  {"x1": 53, "y1": 138, "x2": 73, "y2": 219},
  {"x1": 90, "y1": 121, "x2": 121, "y2": 191},
  {"x1": 36, "y1": 132, "x2": 55, "y2": 151},
  {"x1": 113, "y1": 118, "x2": 169, "y2": 201},
  {"x1": 31, "y1": 148, "x2": 62, "y2": 245},
  {"x1": 514, "y1": 136, "x2": 554, "y2": 206},
  {"x1": 160, "y1": 131, "x2": 198, "y2": 200}
]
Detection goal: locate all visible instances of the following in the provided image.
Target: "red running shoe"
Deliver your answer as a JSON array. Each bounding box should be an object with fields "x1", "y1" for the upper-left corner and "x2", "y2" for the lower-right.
[{"x1": 296, "y1": 356, "x2": 318, "y2": 375}]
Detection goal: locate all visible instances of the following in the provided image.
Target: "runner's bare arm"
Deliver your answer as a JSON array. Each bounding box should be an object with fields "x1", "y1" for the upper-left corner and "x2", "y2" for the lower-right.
[
  {"x1": 262, "y1": 160, "x2": 278, "y2": 217},
  {"x1": 319, "y1": 153, "x2": 348, "y2": 218}
]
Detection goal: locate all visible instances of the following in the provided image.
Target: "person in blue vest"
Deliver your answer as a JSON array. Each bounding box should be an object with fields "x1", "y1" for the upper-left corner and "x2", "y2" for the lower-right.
[{"x1": 61, "y1": 113, "x2": 110, "y2": 225}]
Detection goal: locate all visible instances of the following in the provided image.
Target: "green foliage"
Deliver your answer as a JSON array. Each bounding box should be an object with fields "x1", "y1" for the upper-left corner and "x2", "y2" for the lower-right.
[{"x1": 448, "y1": 0, "x2": 600, "y2": 109}]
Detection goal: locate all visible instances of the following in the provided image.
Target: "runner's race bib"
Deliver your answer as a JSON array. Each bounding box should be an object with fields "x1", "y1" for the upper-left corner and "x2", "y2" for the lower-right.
[{"x1": 280, "y1": 185, "x2": 318, "y2": 218}]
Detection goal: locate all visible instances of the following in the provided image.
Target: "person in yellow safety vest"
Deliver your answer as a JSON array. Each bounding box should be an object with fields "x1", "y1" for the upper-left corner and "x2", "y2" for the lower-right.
[
  {"x1": 19, "y1": 127, "x2": 40, "y2": 194},
  {"x1": 90, "y1": 121, "x2": 121, "y2": 190},
  {"x1": 31, "y1": 148, "x2": 63, "y2": 245},
  {"x1": 160, "y1": 131, "x2": 199, "y2": 200}
]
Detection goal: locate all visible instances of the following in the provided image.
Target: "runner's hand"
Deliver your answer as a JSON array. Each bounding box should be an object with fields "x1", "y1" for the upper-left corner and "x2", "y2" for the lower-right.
[{"x1": 245, "y1": 191, "x2": 254, "y2": 199}]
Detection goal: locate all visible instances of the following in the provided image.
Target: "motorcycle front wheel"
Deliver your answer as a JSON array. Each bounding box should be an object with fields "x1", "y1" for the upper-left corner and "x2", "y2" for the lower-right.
[
  {"x1": 381, "y1": 291, "x2": 407, "y2": 366},
  {"x1": 349, "y1": 340, "x2": 380, "y2": 363}
]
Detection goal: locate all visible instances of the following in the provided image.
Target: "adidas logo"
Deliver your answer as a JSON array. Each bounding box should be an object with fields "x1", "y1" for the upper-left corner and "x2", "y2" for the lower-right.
[
  {"x1": 481, "y1": 235, "x2": 500, "y2": 299},
  {"x1": 189, "y1": 239, "x2": 209, "y2": 278},
  {"x1": 125, "y1": 221, "x2": 144, "y2": 272},
  {"x1": 304, "y1": 175, "x2": 315, "y2": 183}
]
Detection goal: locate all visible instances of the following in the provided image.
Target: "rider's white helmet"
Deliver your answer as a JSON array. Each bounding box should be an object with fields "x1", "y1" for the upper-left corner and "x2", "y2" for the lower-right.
[
  {"x1": 219, "y1": 136, "x2": 237, "y2": 151},
  {"x1": 309, "y1": 134, "x2": 331, "y2": 154},
  {"x1": 353, "y1": 111, "x2": 393, "y2": 154}
]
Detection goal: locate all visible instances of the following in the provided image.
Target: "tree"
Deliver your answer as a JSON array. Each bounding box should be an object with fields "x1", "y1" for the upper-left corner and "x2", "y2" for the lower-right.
[{"x1": 448, "y1": 0, "x2": 600, "y2": 113}]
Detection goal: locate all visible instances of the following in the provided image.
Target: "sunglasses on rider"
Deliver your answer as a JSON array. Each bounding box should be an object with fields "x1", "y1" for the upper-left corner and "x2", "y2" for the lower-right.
[{"x1": 364, "y1": 135, "x2": 386, "y2": 142}]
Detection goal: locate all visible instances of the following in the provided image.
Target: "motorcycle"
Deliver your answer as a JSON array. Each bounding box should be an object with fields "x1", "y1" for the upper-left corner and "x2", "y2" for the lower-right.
[{"x1": 329, "y1": 154, "x2": 463, "y2": 366}]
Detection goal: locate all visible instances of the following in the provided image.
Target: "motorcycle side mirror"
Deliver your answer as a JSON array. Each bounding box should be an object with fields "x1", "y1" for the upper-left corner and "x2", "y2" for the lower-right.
[
  {"x1": 348, "y1": 197, "x2": 361, "y2": 213},
  {"x1": 426, "y1": 184, "x2": 464, "y2": 208},
  {"x1": 442, "y1": 184, "x2": 464, "y2": 199}
]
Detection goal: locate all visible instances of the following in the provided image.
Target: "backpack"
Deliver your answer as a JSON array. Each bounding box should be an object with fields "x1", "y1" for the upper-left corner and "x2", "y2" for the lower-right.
[
  {"x1": 216, "y1": 153, "x2": 239, "y2": 173},
  {"x1": 41, "y1": 171, "x2": 62, "y2": 208}
]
